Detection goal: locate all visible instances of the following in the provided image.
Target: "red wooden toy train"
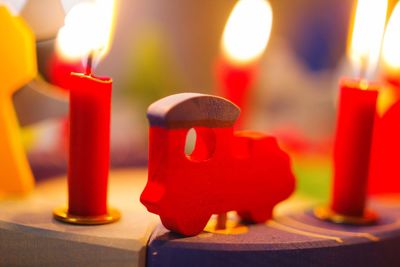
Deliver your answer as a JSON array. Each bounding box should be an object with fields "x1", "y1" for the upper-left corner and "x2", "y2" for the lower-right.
[{"x1": 141, "y1": 93, "x2": 295, "y2": 236}]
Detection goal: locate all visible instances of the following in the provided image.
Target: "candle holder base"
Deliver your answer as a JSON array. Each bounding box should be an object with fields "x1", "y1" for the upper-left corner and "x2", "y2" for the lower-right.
[
  {"x1": 313, "y1": 206, "x2": 378, "y2": 225},
  {"x1": 53, "y1": 207, "x2": 121, "y2": 225}
]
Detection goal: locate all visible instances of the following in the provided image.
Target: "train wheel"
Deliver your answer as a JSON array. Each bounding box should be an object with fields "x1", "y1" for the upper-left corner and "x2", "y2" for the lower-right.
[{"x1": 160, "y1": 212, "x2": 211, "y2": 236}]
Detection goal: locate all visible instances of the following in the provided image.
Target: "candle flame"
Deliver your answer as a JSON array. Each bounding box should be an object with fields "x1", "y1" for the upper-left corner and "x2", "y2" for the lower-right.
[
  {"x1": 348, "y1": 0, "x2": 388, "y2": 79},
  {"x1": 56, "y1": 0, "x2": 116, "y2": 63},
  {"x1": 222, "y1": 0, "x2": 272, "y2": 65},
  {"x1": 382, "y1": 2, "x2": 400, "y2": 72}
]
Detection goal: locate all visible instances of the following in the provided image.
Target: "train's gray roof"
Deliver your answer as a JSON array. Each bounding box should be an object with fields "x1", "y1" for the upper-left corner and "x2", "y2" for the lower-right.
[{"x1": 147, "y1": 93, "x2": 240, "y2": 128}]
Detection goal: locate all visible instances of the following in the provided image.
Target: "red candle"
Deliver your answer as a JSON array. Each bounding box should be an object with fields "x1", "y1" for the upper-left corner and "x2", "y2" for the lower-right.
[
  {"x1": 67, "y1": 72, "x2": 112, "y2": 216},
  {"x1": 215, "y1": 58, "x2": 256, "y2": 124},
  {"x1": 331, "y1": 79, "x2": 378, "y2": 217},
  {"x1": 314, "y1": 0, "x2": 387, "y2": 224},
  {"x1": 52, "y1": 0, "x2": 119, "y2": 224},
  {"x1": 217, "y1": 0, "x2": 272, "y2": 129},
  {"x1": 366, "y1": 1, "x2": 400, "y2": 196},
  {"x1": 371, "y1": 7, "x2": 400, "y2": 195}
]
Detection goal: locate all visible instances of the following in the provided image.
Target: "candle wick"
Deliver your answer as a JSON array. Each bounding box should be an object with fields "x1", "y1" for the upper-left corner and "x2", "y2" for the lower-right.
[{"x1": 85, "y1": 52, "x2": 94, "y2": 76}]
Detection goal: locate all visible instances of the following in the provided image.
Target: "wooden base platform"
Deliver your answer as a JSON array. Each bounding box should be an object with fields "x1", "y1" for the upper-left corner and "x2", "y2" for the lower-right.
[
  {"x1": 0, "y1": 169, "x2": 158, "y2": 267},
  {"x1": 1, "y1": 169, "x2": 400, "y2": 267},
  {"x1": 148, "y1": 198, "x2": 400, "y2": 267}
]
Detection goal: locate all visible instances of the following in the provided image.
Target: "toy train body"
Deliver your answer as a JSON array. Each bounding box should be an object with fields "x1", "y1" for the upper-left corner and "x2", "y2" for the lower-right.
[{"x1": 141, "y1": 93, "x2": 295, "y2": 236}]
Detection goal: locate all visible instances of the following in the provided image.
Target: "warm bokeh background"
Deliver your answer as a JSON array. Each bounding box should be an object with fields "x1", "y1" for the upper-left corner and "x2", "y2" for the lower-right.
[{"x1": 5, "y1": 0, "x2": 398, "y2": 200}]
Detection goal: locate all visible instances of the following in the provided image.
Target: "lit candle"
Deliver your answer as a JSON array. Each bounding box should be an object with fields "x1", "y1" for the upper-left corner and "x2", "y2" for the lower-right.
[
  {"x1": 67, "y1": 68, "x2": 112, "y2": 217},
  {"x1": 330, "y1": 79, "x2": 378, "y2": 219},
  {"x1": 216, "y1": 0, "x2": 272, "y2": 128},
  {"x1": 315, "y1": 0, "x2": 387, "y2": 224},
  {"x1": 368, "y1": 2, "x2": 400, "y2": 195},
  {"x1": 53, "y1": 0, "x2": 120, "y2": 224},
  {"x1": 0, "y1": 6, "x2": 36, "y2": 195}
]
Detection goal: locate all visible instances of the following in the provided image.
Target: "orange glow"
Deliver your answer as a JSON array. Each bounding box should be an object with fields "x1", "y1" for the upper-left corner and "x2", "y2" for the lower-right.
[
  {"x1": 382, "y1": 2, "x2": 400, "y2": 71},
  {"x1": 56, "y1": 0, "x2": 116, "y2": 62},
  {"x1": 222, "y1": 0, "x2": 273, "y2": 65},
  {"x1": 377, "y1": 85, "x2": 398, "y2": 116},
  {"x1": 348, "y1": 0, "x2": 388, "y2": 78}
]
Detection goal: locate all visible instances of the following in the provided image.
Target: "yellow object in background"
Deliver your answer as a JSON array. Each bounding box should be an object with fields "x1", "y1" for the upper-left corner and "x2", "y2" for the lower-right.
[{"x1": 0, "y1": 6, "x2": 37, "y2": 196}]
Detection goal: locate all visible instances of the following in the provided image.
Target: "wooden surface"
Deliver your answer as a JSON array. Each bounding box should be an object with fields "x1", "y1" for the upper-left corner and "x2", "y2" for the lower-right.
[
  {"x1": 147, "y1": 197, "x2": 400, "y2": 267},
  {"x1": 2, "y1": 168, "x2": 400, "y2": 267},
  {"x1": 0, "y1": 169, "x2": 158, "y2": 267}
]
